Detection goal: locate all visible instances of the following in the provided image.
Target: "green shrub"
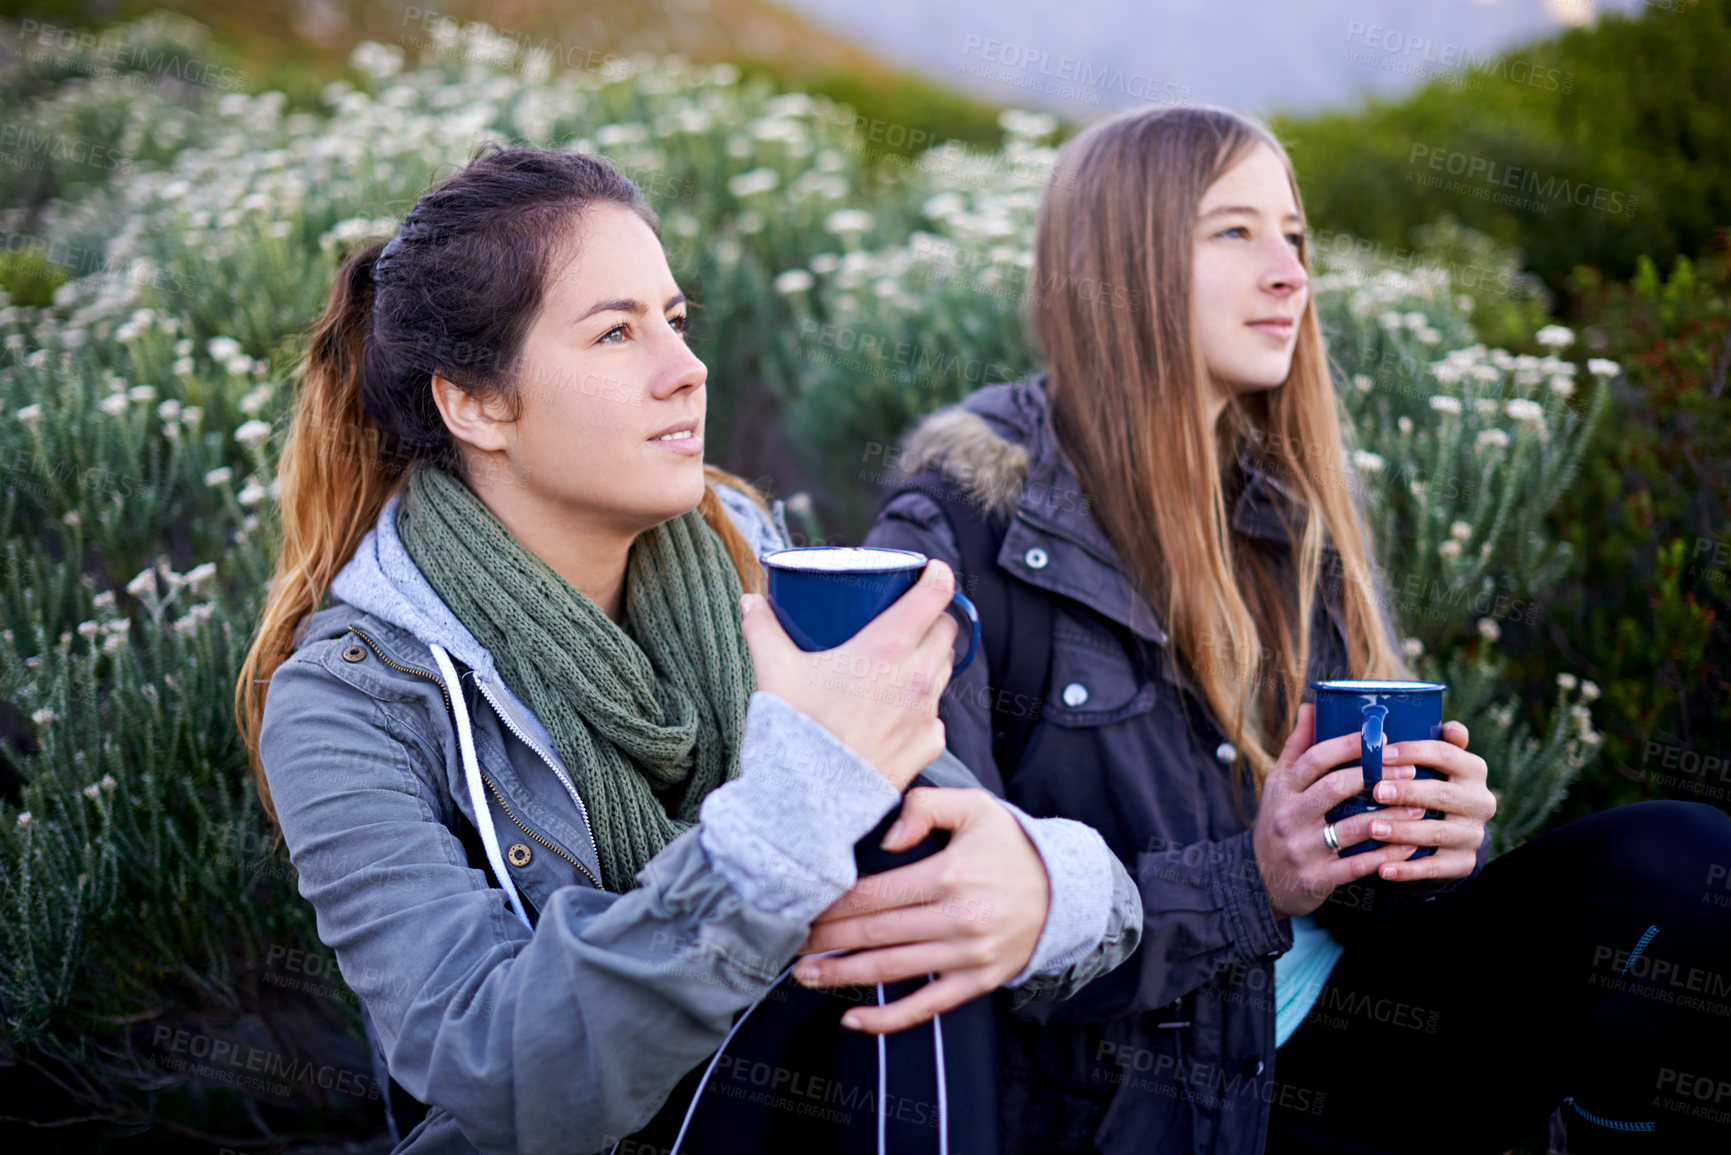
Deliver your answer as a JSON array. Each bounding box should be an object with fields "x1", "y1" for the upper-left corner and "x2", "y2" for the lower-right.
[
  {"x1": 1270, "y1": 0, "x2": 1731, "y2": 300},
  {"x1": 1508, "y1": 238, "x2": 1731, "y2": 823}
]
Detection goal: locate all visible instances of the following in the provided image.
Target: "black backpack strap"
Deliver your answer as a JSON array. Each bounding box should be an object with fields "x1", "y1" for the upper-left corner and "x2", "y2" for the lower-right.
[{"x1": 886, "y1": 471, "x2": 1054, "y2": 783}]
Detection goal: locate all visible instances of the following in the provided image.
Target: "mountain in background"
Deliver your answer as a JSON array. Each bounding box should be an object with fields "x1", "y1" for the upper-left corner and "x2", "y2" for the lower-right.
[{"x1": 771, "y1": 0, "x2": 1662, "y2": 118}]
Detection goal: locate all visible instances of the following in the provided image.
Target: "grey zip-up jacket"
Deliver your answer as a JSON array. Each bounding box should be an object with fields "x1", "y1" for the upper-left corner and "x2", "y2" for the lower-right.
[{"x1": 258, "y1": 483, "x2": 1143, "y2": 1155}]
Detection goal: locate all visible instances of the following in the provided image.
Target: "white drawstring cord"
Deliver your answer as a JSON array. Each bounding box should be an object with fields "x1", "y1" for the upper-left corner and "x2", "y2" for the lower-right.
[
  {"x1": 666, "y1": 948, "x2": 857, "y2": 1155},
  {"x1": 876, "y1": 984, "x2": 888, "y2": 1155},
  {"x1": 427, "y1": 644, "x2": 532, "y2": 931},
  {"x1": 929, "y1": 983, "x2": 949, "y2": 1155}
]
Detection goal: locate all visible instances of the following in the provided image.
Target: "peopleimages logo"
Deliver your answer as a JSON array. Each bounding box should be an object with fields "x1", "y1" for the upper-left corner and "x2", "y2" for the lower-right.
[{"x1": 1407, "y1": 145, "x2": 1638, "y2": 219}]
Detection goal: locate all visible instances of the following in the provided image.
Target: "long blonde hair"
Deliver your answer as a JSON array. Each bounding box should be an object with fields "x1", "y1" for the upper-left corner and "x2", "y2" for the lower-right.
[
  {"x1": 235, "y1": 145, "x2": 767, "y2": 824},
  {"x1": 1026, "y1": 105, "x2": 1409, "y2": 796}
]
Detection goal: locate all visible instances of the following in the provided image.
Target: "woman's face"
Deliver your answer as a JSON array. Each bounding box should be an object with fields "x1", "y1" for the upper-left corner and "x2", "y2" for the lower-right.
[
  {"x1": 450, "y1": 202, "x2": 708, "y2": 534},
  {"x1": 1188, "y1": 141, "x2": 1309, "y2": 417}
]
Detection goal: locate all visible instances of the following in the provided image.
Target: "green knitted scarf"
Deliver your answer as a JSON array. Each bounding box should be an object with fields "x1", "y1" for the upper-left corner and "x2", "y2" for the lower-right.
[{"x1": 396, "y1": 466, "x2": 755, "y2": 892}]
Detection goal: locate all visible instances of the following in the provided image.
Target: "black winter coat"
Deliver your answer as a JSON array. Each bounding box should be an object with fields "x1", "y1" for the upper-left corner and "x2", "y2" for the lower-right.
[{"x1": 863, "y1": 378, "x2": 1490, "y2": 1154}]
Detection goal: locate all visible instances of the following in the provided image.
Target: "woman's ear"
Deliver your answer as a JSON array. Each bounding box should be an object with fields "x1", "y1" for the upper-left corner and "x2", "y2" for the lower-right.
[{"x1": 430, "y1": 372, "x2": 512, "y2": 454}]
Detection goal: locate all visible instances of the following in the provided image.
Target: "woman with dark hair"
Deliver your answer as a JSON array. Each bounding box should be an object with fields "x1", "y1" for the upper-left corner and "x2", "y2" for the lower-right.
[
  {"x1": 236, "y1": 142, "x2": 1142, "y2": 1154},
  {"x1": 858, "y1": 105, "x2": 1731, "y2": 1154}
]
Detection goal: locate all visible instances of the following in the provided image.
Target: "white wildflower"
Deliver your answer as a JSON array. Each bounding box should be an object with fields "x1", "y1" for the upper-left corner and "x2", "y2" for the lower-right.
[
  {"x1": 1401, "y1": 637, "x2": 1425, "y2": 661},
  {"x1": 1580, "y1": 680, "x2": 1600, "y2": 702},
  {"x1": 62, "y1": 510, "x2": 81, "y2": 528},
  {"x1": 77, "y1": 620, "x2": 100, "y2": 639},
  {"x1": 15, "y1": 812, "x2": 34, "y2": 830},
  {"x1": 102, "y1": 632, "x2": 128, "y2": 655},
  {"x1": 207, "y1": 336, "x2": 242, "y2": 362},
  {"x1": 774, "y1": 270, "x2": 815, "y2": 295},
  {"x1": 235, "y1": 420, "x2": 272, "y2": 449},
  {"x1": 1587, "y1": 358, "x2": 1621, "y2": 379},
  {"x1": 157, "y1": 399, "x2": 181, "y2": 423},
  {"x1": 127, "y1": 385, "x2": 157, "y2": 403},
  {"x1": 238, "y1": 482, "x2": 268, "y2": 507},
  {"x1": 1476, "y1": 428, "x2": 1510, "y2": 451},
  {"x1": 32, "y1": 708, "x2": 55, "y2": 727},
  {"x1": 83, "y1": 783, "x2": 101, "y2": 801},
  {"x1": 1547, "y1": 375, "x2": 1576, "y2": 398},
  {"x1": 180, "y1": 406, "x2": 202, "y2": 429},
  {"x1": 809, "y1": 253, "x2": 840, "y2": 275},
  {"x1": 1535, "y1": 325, "x2": 1574, "y2": 350},
  {"x1": 126, "y1": 568, "x2": 157, "y2": 600},
  {"x1": 1352, "y1": 450, "x2": 1384, "y2": 474},
  {"x1": 185, "y1": 562, "x2": 218, "y2": 593},
  {"x1": 1398, "y1": 416, "x2": 1414, "y2": 436},
  {"x1": 1438, "y1": 539, "x2": 1462, "y2": 560},
  {"x1": 100, "y1": 774, "x2": 117, "y2": 792},
  {"x1": 1477, "y1": 618, "x2": 1501, "y2": 642},
  {"x1": 1352, "y1": 374, "x2": 1373, "y2": 393},
  {"x1": 1429, "y1": 395, "x2": 1462, "y2": 416},
  {"x1": 823, "y1": 209, "x2": 874, "y2": 236},
  {"x1": 1556, "y1": 672, "x2": 1578, "y2": 691},
  {"x1": 1378, "y1": 311, "x2": 1403, "y2": 332},
  {"x1": 100, "y1": 393, "x2": 130, "y2": 416},
  {"x1": 1505, "y1": 398, "x2": 1545, "y2": 425},
  {"x1": 726, "y1": 168, "x2": 778, "y2": 198},
  {"x1": 204, "y1": 466, "x2": 233, "y2": 488},
  {"x1": 1449, "y1": 520, "x2": 1472, "y2": 542},
  {"x1": 93, "y1": 590, "x2": 116, "y2": 611},
  {"x1": 1475, "y1": 398, "x2": 1500, "y2": 418},
  {"x1": 15, "y1": 403, "x2": 44, "y2": 428}
]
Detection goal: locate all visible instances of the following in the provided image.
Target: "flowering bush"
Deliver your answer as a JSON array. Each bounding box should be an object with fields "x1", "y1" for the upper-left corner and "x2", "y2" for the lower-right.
[{"x1": 0, "y1": 12, "x2": 1611, "y2": 1139}]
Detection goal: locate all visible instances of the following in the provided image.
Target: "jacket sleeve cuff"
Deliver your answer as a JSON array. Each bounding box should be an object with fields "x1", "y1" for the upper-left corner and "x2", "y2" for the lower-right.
[
  {"x1": 996, "y1": 802, "x2": 1116, "y2": 987},
  {"x1": 698, "y1": 690, "x2": 902, "y2": 924},
  {"x1": 1219, "y1": 828, "x2": 1294, "y2": 965}
]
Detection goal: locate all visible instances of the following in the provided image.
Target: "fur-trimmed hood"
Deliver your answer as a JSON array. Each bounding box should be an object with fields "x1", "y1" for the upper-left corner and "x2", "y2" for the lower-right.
[{"x1": 888, "y1": 376, "x2": 1314, "y2": 549}]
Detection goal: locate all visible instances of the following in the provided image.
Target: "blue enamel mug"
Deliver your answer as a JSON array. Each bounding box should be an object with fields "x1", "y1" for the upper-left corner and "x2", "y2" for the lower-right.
[
  {"x1": 761, "y1": 546, "x2": 980, "y2": 674},
  {"x1": 1311, "y1": 679, "x2": 1448, "y2": 859}
]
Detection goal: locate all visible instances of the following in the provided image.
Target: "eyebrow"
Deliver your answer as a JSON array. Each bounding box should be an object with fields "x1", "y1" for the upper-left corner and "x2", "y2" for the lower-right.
[
  {"x1": 1198, "y1": 204, "x2": 1304, "y2": 224},
  {"x1": 573, "y1": 293, "x2": 687, "y2": 324}
]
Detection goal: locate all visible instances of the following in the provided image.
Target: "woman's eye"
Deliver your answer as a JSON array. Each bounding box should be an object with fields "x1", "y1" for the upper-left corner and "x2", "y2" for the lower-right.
[
  {"x1": 599, "y1": 323, "x2": 628, "y2": 344},
  {"x1": 1217, "y1": 225, "x2": 1248, "y2": 240},
  {"x1": 1287, "y1": 232, "x2": 1306, "y2": 248},
  {"x1": 669, "y1": 313, "x2": 689, "y2": 335}
]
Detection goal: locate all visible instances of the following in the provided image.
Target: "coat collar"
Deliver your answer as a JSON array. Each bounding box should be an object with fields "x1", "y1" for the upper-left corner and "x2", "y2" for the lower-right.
[{"x1": 982, "y1": 377, "x2": 1325, "y2": 646}]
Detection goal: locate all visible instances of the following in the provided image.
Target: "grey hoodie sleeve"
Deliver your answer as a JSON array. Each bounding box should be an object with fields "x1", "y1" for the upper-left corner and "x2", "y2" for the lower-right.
[{"x1": 262, "y1": 650, "x2": 889, "y2": 1155}]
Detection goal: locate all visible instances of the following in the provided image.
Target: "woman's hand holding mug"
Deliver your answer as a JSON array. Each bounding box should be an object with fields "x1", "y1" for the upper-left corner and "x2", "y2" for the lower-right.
[
  {"x1": 739, "y1": 558, "x2": 961, "y2": 791},
  {"x1": 1254, "y1": 703, "x2": 1496, "y2": 918}
]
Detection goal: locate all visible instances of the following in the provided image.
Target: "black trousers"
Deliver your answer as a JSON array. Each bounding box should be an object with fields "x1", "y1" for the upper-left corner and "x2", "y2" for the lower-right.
[{"x1": 1267, "y1": 800, "x2": 1731, "y2": 1154}]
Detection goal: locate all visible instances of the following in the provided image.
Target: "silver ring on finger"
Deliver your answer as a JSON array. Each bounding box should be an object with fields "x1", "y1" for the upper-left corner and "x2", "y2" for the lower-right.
[{"x1": 1323, "y1": 822, "x2": 1341, "y2": 854}]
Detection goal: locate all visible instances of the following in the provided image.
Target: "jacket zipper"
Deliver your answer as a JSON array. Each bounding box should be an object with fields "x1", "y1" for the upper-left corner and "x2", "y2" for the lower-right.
[
  {"x1": 473, "y1": 678, "x2": 604, "y2": 880},
  {"x1": 346, "y1": 624, "x2": 453, "y2": 715},
  {"x1": 345, "y1": 623, "x2": 603, "y2": 888},
  {"x1": 479, "y1": 770, "x2": 601, "y2": 888}
]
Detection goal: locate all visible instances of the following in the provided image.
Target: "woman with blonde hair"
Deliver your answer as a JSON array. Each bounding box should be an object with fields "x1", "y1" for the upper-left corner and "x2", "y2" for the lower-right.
[
  {"x1": 236, "y1": 142, "x2": 1142, "y2": 1154},
  {"x1": 856, "y1": 105, "x2": 1731, "y2": 1153}
]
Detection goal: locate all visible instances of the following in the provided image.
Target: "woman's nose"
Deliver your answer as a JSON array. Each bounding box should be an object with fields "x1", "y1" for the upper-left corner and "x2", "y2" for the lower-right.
[
  {"x1": 1267, "y1": 242, "x2": 1309, "y2": 294},
  {"x1": 653, "y1": 328, "x2": 707, "y2": 397}
]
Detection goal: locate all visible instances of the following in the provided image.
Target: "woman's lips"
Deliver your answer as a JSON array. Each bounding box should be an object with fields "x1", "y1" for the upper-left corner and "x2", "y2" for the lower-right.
[
  {"x1": 648, "y1": 429, "x2": 704, "y2": 455},
  {"x1": 1247, "y1": 318, "x2": 1295, "y2": 340}
]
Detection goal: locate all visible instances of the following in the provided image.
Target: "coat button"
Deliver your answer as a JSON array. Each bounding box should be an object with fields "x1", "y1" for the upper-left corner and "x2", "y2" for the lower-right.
[
  {"x1": 506, "y1": 843, "x2": 532, "y2": 868},
  {"x1": 1062, "y1": 682, "x2": 1089, "y2": 707},
  {"x1": 1241, "y1": 1056, "x2": 1264, "y2": 1078},
  {"x1": 1024, "y1": 547, "x2": 1049, "y2": 569},
  {"x1": 341, "y1": 644, "x2": 367, "y2": 663},
  {"x1": 1216, "y1": 741, "x2": 1237, "y2": 764}
]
